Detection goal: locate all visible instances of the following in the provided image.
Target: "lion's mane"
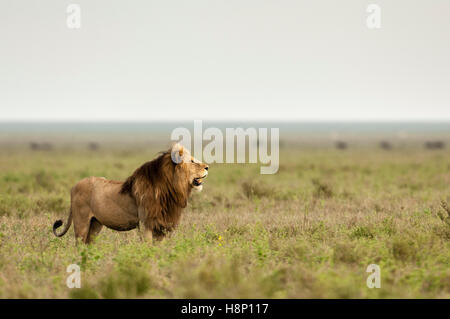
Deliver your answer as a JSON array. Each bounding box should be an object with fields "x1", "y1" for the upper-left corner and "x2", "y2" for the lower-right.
[{"x1": 120, "y1": 151, "x2": 191, "y2": 237}]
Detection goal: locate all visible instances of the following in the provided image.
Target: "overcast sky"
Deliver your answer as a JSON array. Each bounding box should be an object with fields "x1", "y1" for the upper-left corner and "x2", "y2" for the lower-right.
[{"x1": 0, "y1": 0, "x2": 449, "y2": 121}]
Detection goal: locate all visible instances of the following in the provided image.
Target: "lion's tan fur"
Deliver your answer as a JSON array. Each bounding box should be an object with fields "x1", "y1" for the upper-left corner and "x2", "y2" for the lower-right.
[{"x1": 53, "y1": 144, "x2": 208, "y2": 244}]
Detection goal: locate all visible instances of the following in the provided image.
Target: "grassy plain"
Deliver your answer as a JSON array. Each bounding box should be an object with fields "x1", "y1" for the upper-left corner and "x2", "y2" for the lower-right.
[{"x1": 0, "y1": 139, "x2": 449, "y2": 298}]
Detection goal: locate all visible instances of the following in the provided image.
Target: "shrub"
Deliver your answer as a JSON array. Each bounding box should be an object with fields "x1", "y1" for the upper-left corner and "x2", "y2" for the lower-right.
[
  {"x1": 350, "y1": 226, "x2": 374, "y2": 239},
  {"x1": 241, "y1": 180, "x2": 273, "y2": 199},
  {"x1": 312, "y1": 179, "x2": 333, "y2": 199},
  {"x1": 392, "y1": 238, "x2": 417, "y2": 262},
  {"x1": 333, "y1": 243, "x2": 359, "y2": 264}
]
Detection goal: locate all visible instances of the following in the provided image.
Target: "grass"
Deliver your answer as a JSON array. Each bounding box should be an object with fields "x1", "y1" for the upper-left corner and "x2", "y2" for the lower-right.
[{"x1": 0, "y1": 145, "x2": 449, "y2": 298}]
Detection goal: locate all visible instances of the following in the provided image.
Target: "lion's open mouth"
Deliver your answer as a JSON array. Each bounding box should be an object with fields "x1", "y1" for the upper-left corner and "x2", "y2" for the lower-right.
[
  {"x1": 193, "y1": 178, "x2": 202, "y2": 186},
  {"x1": 193, "y1": 175, "x2": 207, "y2": 186}
]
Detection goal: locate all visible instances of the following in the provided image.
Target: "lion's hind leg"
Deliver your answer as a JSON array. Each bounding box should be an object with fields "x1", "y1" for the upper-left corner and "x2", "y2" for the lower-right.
[
  {"x1": 72, "y1": 204, "x2": 101, "y2": 244},
  {"x1": 72, "y1": 211, "x2": 91, "y2": 244},
  {"x1": 86, "y1": 217, "x2": 103, "y2": 244}
]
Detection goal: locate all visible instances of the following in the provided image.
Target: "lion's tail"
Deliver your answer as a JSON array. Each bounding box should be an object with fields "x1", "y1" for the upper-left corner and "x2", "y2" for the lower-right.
[{"x1": 53, "y1": 207, "x2": 72, "y2": 237}]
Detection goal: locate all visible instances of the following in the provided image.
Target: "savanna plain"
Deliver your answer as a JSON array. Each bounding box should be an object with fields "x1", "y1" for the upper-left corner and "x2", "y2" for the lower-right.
[{"x1": 0, "y1": 135, "x2": 449, "y2": 298}]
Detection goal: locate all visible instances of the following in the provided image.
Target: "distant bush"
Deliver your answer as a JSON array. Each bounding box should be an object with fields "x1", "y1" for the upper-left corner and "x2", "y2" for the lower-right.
[
  {"x1": 29, "y1": 142, "x2": 53, "y2": 151},
  {"x1": 424, "y1": 141, "x2": 445, "y2": 150},
  {"x1": 379, "y1": 141, "x2": 393, "y2": 150},
  {"x1": 335, "y1": 141, "x2": 348, "y2": 150},
  {"x1": 88, "y1": 142, "x2": 100, "y2": 151}
]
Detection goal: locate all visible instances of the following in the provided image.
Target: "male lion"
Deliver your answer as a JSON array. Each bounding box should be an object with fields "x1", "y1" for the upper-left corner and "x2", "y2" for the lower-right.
[{"x1": 52, "y1": 143, "x2": 208, "y2": 244}]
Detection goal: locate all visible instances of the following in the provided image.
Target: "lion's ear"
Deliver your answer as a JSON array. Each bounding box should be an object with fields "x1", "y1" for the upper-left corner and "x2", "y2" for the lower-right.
[{"x1": 171, "y1": 143, "x2": 187, "y2": 164}]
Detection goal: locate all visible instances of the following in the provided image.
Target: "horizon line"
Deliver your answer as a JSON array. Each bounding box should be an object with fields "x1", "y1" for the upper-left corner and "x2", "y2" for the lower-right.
[{"x1": 1, "y1": 119, "x2": 450, "y2": 124}]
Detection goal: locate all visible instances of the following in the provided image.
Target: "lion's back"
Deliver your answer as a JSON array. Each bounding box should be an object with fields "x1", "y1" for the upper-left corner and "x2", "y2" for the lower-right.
[{"x1": 72, "y1": 176, "x2": 121, "y2": 199}]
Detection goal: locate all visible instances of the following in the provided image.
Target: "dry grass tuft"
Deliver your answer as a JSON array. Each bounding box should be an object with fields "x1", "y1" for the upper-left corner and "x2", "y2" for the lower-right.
[
  {"x1": 438, "y1": 200, "x2": 450, "y2": 227},
  {"x1": 241, "y1": 180, "x2": 274, "y2": 199},
  {"x1": 312, "y1": 178, "x2": 333, "y2": 198}
]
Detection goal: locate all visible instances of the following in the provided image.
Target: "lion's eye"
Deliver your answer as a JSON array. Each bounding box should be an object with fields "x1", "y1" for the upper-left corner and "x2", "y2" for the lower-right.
[{"x1": 191, "y1": 159, "x2": 194, "y2": 163}]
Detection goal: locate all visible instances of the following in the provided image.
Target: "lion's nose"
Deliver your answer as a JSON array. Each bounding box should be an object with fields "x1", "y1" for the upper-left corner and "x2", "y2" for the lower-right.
[{"x1": 205, "y1": 166, "x2": 209, "y2": 171}]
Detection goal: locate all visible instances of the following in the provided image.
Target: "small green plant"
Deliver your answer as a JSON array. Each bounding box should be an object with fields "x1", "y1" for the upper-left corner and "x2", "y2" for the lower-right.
[{"x1": 350, "y1": 226, "x2": 374, "y2": 239}]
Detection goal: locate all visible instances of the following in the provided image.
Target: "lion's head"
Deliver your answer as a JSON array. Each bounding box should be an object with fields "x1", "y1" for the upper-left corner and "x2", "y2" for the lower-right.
[{"x1": 171, "y1": 143, "x2": 209, "y2": 191}]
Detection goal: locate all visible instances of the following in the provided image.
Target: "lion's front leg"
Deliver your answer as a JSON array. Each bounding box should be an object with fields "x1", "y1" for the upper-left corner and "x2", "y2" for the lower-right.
[
  {"x1": 152, "y1": 228, "x2": 167, "y2": 242},
  {"x1": 137, "y1": 207, "x2": 153, "y2": 244},
  {"x1": 139, "y1": 221, "x2": 153, "y2": 243}
]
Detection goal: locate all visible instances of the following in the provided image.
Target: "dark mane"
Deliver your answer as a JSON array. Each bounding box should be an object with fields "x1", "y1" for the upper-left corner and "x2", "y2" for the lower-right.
[
  {"x1": 119, "y1": 151, "x2": 168, "y2": 195},
  {"x1": 118, "y1": 150, "x2": 190, "y2": 237}
]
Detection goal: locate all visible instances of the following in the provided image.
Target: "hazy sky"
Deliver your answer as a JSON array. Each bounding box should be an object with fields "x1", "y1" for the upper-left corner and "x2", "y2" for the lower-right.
[{"x1": 0, "y1": 0, "x2": 449, "y2": 121}]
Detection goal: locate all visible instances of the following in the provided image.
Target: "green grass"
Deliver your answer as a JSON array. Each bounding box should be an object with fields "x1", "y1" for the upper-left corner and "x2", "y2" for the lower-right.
[{"x1": 0, "y1": 146, "x2": 449, "y2": 298}]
